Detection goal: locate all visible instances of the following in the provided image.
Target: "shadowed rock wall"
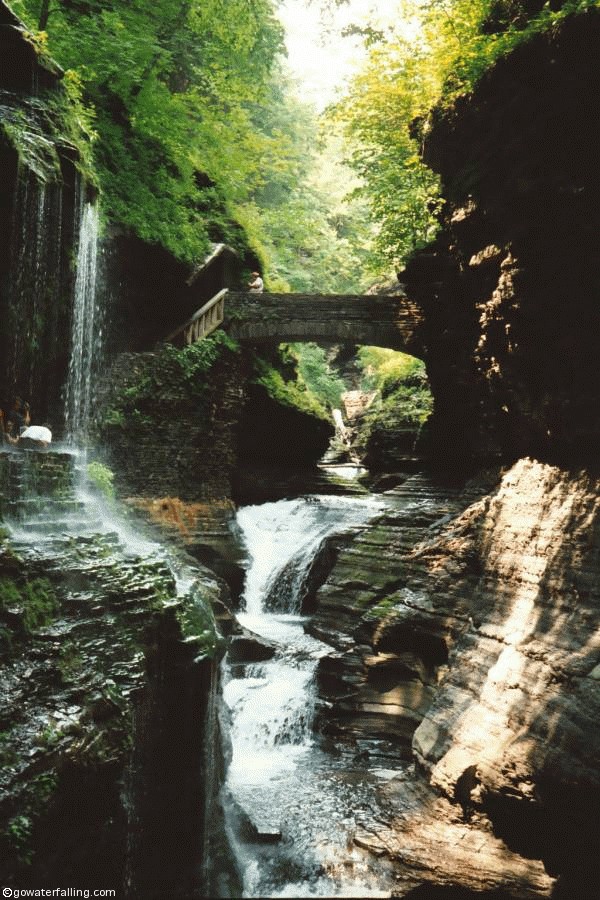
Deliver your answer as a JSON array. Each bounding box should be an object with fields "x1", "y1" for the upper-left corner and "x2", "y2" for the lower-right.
[
  {"x1": 0, "y1": 0, "x2": 84, "y2": 422},
  {"x1": 405, "y1": 9, "x2": 600, "y2": 465}
]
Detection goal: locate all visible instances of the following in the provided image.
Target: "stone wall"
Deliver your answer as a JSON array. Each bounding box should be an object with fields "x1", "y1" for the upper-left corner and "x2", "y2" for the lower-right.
[
  {"x1": 405, "y1": 9, "x2": 600, "y2": 465},
  {"x1": 97, "y1": 348, "x2": 246, "y2": 502}
]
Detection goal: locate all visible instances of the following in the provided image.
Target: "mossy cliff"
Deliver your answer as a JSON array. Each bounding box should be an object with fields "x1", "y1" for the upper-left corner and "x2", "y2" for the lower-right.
[
  {"x1": 405, "y1": 8, "x2": 600, "y2": 465},
  {"x1": 0, "y1": 449, "x2": 230, "y2": 896},
  {"x1": 96, "y1": 336, "x2": 333, "y2": 505},
  {"x1": 0, "y1": 0, "x2": 95, "y2": 421}
]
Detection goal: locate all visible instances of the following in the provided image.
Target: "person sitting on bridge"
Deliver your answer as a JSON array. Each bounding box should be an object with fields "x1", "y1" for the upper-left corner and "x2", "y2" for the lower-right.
[{"x1": 248, "y1": 271, "x2": 264, "y2": 293}]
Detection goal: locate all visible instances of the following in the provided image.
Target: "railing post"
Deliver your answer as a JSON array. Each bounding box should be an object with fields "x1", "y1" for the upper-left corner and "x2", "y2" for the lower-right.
[{"x1": 164, "y1": 288, "x2": 228, "y2": 347}]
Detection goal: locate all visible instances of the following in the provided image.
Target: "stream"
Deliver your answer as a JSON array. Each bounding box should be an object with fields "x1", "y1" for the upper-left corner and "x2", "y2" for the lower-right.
[{"x1": 220, "y1": 476, "x2": 400, "y2": 898}]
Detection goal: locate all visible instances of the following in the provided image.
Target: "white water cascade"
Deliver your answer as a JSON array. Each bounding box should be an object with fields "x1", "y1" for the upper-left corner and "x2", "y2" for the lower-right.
[
  {"x1": 223, "y1": 489, "x2": 396, "y2": 898},
  {"x1": 65, "y1": 199, "x2": 100, "y2": 445}
]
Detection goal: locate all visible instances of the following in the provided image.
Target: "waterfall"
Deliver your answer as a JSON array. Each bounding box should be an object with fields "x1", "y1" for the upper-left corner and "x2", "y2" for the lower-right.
[
  {"x1": 222, "y1": 490, "x2": 394, "y2": 898},
  {"x1": 65, "y1": 198, "x2": 101, "y2": 445}
]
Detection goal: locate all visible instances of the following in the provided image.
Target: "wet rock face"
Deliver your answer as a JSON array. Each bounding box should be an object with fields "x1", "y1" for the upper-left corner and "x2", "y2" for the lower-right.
[
  {"x1": 310, "y1": 459, "x2": 600, "y2": 896},
  {"x1": 0, "y1": 1, "x2": 82, "y2": 420},
  {"x1": 123, "y1": 496, "x2": 246, "y2": 606},
  {"x1": 406, "y1": 10, "x2": 600, "y2": 464},
  {"x1": 0, "y1": 449, "x2": 225, "y2": 897},
  {"x1": 308, "y1": 472, "x2": 493, "y2": 747}
]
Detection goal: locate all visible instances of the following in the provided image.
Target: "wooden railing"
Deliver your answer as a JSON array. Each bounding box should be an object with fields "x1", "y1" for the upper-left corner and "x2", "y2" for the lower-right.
[{"x1": 165, "y1": 288, "x2": 228, "y2": 347}]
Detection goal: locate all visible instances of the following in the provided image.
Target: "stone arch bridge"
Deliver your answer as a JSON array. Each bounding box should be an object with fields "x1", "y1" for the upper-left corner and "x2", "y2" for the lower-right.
[{"x1": 166, "y1": 290, "x2": 423, "y2": 354}]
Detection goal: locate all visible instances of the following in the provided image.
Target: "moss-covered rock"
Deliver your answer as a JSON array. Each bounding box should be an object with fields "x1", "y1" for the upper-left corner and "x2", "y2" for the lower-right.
[{"x1": 0, "y1": 449, "x2": 226, "y2": 895}]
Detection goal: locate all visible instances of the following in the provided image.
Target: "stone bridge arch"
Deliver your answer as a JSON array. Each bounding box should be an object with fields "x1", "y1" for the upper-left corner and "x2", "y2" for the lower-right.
[{"x1": 222, "y1": 292, "x2": 423, "y2": 354}]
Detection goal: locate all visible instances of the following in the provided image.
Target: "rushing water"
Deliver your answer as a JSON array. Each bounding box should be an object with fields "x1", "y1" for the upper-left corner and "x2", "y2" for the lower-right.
[
  {"x1": 65, "y1": 199, "x2": 101, "y2": 445},
  {"x1": 222, "y1": 488, "x2": 397, "y2": 898}
]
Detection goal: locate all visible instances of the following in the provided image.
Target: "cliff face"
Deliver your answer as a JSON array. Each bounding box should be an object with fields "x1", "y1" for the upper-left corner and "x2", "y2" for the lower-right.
[
  {"x1": 406, "y1": 9, "x2": 600, "y2": 464},
  {"x1": 0, "y1": 0, "x2": 90, "y2": 422},
  {"x1": 309, "y1": 460, "x2": 600, "y2": 896},
  {"x1": 0, "y1": 449, "x2": 228, "y2": 896}
]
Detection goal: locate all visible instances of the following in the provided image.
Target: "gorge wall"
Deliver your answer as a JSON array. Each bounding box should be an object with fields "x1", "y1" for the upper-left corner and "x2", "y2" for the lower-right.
[
  {"x1": 0, "y1": 1, "x2": 93, "y2": 427},
  {"x1": 0, "y1": 7, "x2": 235, "y2": 894},
  {"x1": 309, "y1": 460, "x2": 600, "y2": 897},
  {"x1": 0, "y1": 449, "x2": 230, "y2": 897},
  {"x1": 406, "y1": 7, "x2": 600, "y2": 465}
]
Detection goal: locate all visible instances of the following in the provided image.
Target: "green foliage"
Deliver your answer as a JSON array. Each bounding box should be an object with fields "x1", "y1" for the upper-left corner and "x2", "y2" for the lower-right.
[
  {"x1": 354, "y1": 347, "x2": 433, "y2": 458},
  {"x1": 177, "y1": 583, "x2": 225, "y2": 661},
  {"x1": 286, "y1": 343, "x2": 347, "y2": 410},
  {"x1": 332, "y1": 25, "x2": 443, "y2": 271},
  {"x1": 5, "y1": 814, "x2": 33, "y2": 863},
  {"x1": 36, "y1": 725, "x2": 60, "y2": 748},
  {"x1": 100, "y1": 331, "x2": 237, "y2": 431},
  {"x1": 0, "y1": 577, "x2": 22, "y2": 610},
  {"x1": 236, "y1": 93, "x2": 376, "y2": 293},
  {"x1": 333, "y1": 0, "x2": 599, "y2": 270},
  {"x1": 22, "y1": 579, "x2": 59, "y2": 633},
  {"x1": 0, "y1": 576, "x2": 58, "y2": 635},
  {"x1": 12, "y1": 0, "x2": 286, "y2": 263},
  {"x1": 87, "y1": 461, "x2": 116, "y2": 503},
  {"x1": 358, "y1": 347, "x2": 427, "y2": 395},
  {"x1": 252, "y1": 354, "x2": 331, "y2": 421}
]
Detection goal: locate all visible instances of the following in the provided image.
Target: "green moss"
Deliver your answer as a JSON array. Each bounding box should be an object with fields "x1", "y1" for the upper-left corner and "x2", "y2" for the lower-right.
[
  {"x1": 57, "y1": 640, "x2": 85, "y2": 684},
  {"x1": 0, "y1": 576, "x2": 58, "y2": 635},
  {"x1": 22, "y1": 579, "x2": 59, "y2": 633},
  {"x1": 252, "y1": 354, "x2": 330, "y2": 422},
  {"x1": 176, "y1": 582, "x2": 225, "y2": 661},
  {"x1": 5, "y1": 814, "x2": 33, "y2": 865},
  {"x1": 2, "y1": 771, "x2": 59, "y2": 867},
  {"x1": 365, "y1": 596, "x2": 399, "y2": 620},
  {"x1": 0, "y1": 577, "x2": 22, "y2": 609},
  {"x1": 99, "y1": 330, "x2": 239, "y2": 434},
  {"x1": 36, "y1": 725, "x2": 61, "y2": 750},
  {"x1": 87, "y1": 461, "x2": 116, "y2": 503}
]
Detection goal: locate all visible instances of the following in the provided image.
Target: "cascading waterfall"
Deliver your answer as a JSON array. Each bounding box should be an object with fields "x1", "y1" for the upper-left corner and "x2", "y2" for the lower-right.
[
  {"x1": 64, "y1": 197, "x2": 101, "y2": 445},
  {"x1": 222, "y1": 491, "x2": 395, "y2": 899}
]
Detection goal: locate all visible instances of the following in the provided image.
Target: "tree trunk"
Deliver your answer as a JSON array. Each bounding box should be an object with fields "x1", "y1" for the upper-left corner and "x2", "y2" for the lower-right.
[{"x1": 38, "y1": 0, "x2": 51, "y2": 30}]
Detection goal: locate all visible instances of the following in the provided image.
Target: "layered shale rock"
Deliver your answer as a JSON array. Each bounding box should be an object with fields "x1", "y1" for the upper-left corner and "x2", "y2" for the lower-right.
[
  {"x1": 0, "y1": 449, "x2": 226, "y2": 897},
  {"x1": 311, "y1": 458, "x2": 600, "y2": 896},
  {"x1": 308, "y1": 471, "x2": 496, "y2": 748}
]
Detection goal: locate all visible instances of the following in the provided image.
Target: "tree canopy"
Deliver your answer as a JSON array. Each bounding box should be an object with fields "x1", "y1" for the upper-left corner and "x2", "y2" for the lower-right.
[
  {"x1": 331, "y1": 0, "x2": 599, "y2": 270},
  {"x1": 10, "y1": 0, "x2": 374, "y2": 294}
]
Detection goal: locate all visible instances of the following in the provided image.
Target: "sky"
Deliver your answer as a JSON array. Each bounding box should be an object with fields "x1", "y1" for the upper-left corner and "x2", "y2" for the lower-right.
[{"x1": 277, "y1": 0, "x2": 396, "y2": 110}]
